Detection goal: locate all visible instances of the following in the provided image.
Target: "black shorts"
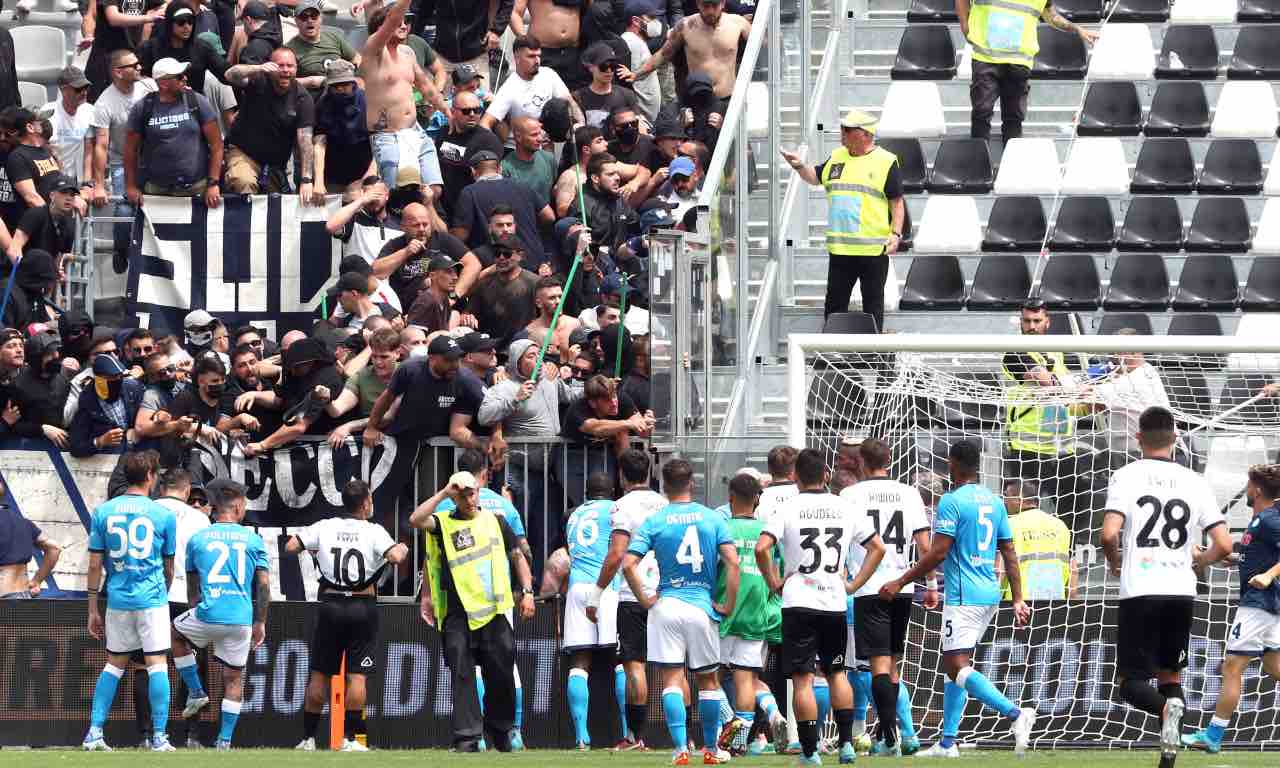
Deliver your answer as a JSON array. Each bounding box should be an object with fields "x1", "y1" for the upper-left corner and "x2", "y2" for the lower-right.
[
  {"x1": 854, "y1": 595, "x2": 913, "y2": 659},
  {"x1": 310, "y1": 595, "x2": 381, "y2": 676},
  {"x1": 781, "y1": 608, "x2": 847, "y2": 675},
  {"x1": 322, "y1": 139, "x2": 375, "y2": 188},
  {"x1": 541, "y1": 44, "x2": 584, "y2": 89},
  {"x1": 617, "y1": 600, "x2": 648, "y2": 662},
  {"x1": 1116, "y1": 596, "x2": 1194, "y2": 680}
]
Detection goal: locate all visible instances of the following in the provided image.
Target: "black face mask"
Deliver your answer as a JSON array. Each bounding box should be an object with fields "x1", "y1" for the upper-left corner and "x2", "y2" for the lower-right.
[
  {"x1": 105, "y1": 379, "x2": 123, "y2": 401},
  {"x1": 42, "y1": 358, "x2": 61, "y2": 377},
  {"x1": 203, "y1": 383, "x2": 224, "y2": 399},
  {"x1": 615, "y1": 125, "x2": 639, "y2": 145}
]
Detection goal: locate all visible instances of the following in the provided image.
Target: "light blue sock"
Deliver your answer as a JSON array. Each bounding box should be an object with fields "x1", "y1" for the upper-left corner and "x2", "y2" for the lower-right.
[
  {"x1": 476, "y1": 667, "x2": 486, "y2": 715},
  {"x1": 514, "y1": 684, "x2": 523, "y2": 728},
  {"x1": 734, "y1": 711, "x2": 754, "y2": 750},
  {"x1": 147, "y1": 664, "x2": 171, "y2": 738},
  {"x1": 663, "y1": 688, "x2": 688, "y2": 750},
  {"x1": 957, "y1": 667, "x2": 1019, "y2": 720},
  {"x1": 567, "y1": 668, "x2": 591, "y2": 745},
  {"x1": 756, "y1": 691, "x2": 779, "y2": 723},
  {"x1": 851, "y1": 670, "x2": 872, "y2": 721},
  {"x1": 896, "y1": 680, "x2": 916, "y2": 740},
  {"x1": 90, "y1": 664, "x2": 124, "y2": 729},
  {"x1": 721, "y1": 677, "x2": 737, "y2": 724},
  {"x1": 174, "y1": 654, "x2": 205, "y2": 699},
  {"x1": 217, "y1": 700, "x2": 241, "y2": 744},
  {"x1": 940, "y1": 681, "x2": 968, "y2": 748},
  {"x1": 815, "y1": 678, "x2": 831, "y2": 728},
  {"x1": 698, "y1": 692, "x2": 720, "y2": 752},
  {"x1": 717, "y1": 690, "x2": 734, "y2": 730},
  {"x1": 614, "y1": 665, "x2": 628, "y2": 739}
]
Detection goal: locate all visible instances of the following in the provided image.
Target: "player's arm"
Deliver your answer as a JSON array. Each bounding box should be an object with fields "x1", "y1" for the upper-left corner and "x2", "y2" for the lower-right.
[
  {"x1": 284, "y1": 535, "x2": 306, "y2": 555},
  {"x1": 163, "y1": 555, "x2": 174, "y2": 590},
  {"x1": 1194, "y1": 521, "x2": 1233, "y2": 573},
  {"x1": 999, "y1": 538, "x2": 1032, "y2": 626},
  {"x1": 28, "y1": 533, "x2": 61, "y2": 596},
  {"x1": 910, "y1": 528, "x2": 940, "y2": 607},
  {"x1": 881, "y1": 532, "x2": 950, "y2": 599},
  {"x1": 635, "y1": 18, "x2": 683, "y2": 78},
  {"x1": 847, "y1": 534, "x2": 886, "y2": 595},
  {"x1": 383, "y1": 542, "x2": 410, "y2": 565},
  {"x1": 186, "y1": 568, "x2": 200, "y2": 608},
  {"x1": 755, "y1": 531, "x2": 784, "y2": 595},
  {"x1": 86, "y1": 550, "x2": 105, "y2": 638},
  {"x1": 1100, "y1": 510, "x2": 1124, "y2": 576},
  {"x1": 252, "y1": 567, "x2": 269, "y2": 648},
  {"x1": 505, "y1": 519, "x2": 535, "y2": 620},
  {"x1": 1250, "y1": 560, "x2": 1280, "y2": 590},
  {"x1": 714, "y1": 541, "x2": 740, "y2": 618},
  {"x1": 595, "y1": 530, "x2": 631, "y2": 593}
]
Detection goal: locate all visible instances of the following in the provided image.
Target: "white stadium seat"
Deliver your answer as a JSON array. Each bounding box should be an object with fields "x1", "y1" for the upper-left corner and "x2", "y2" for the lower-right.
[
  {"x1": 11, "y1": 25, "x2": 66, "y2": 83},
  {"x1": 18, "y1": 81, "x2": 47, "y2": 109},
  {"x1": 1060, "y1": 137, "x2": 1129, "y2": 194},
  {"x1": 993, "y1": 138, "x2": 1060, "y2": 195},
  {"x1": 746, "y1": 82, "x2": 770, "y2": 139},
  {"x1": 1211, "y1": 81, "x2": 1279, "y2": 138},
  {"x1": 1169, "y1": 0, "x2": 1238, "y2": 23},
  {"x1": 1252, "y1": 198, "x2": 1280, "y2": 252},
  {"x1": 1088, "y1": 24, "x2": 1155, "y2": 80},
  {"x1": 912, "y1": 195, "x2": 982, "y2": 253},
  {"x1": 1264, "y1": 143, "x2": 1280, "y2": 196},
  {"x1": 877, "y1": 82, "x2": 946, "y2": 138}
]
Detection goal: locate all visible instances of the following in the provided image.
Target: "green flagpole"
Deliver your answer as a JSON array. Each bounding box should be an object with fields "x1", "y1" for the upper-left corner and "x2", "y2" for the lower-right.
[
  {"x1": 530, "y1": 130, "x2": 590, "y2": 381},
  {"x1": 613, "y1": 272, "x2": 629, "y2": 379}
]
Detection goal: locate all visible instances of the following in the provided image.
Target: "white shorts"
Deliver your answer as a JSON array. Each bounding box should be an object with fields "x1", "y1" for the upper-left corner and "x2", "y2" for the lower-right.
[
  {"x1": 563, "y1": 582, "x2": 619, "y2": 654},
  {"x1": 105, "y1": 605, "x2": 171, "y2": 655},
  {"x1": 1227, "y1": 606, "x2": 1280, "y2": 657},
  {"x1": 173, "y1": 609, "x2": 254, "y2": 668},
  {"x1": 940, "y1": 603, "x2": 999, "y2": 654},
  {"x1": 648, "y1": 596, "x2": 720, "y2": 671},
  {"x1": 720, "y1": 635, "x2": 766, "y2": 671}
]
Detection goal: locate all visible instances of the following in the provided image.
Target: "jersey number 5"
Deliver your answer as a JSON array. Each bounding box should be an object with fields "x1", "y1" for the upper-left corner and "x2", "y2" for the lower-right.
[{"x1": 798, "y1": 527, "x2": 843, "y2": 575}]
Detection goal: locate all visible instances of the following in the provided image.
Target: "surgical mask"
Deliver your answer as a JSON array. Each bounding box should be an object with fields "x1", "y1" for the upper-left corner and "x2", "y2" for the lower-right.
[
  {"x1": 95, "y1": 376, "x2": 122, "y2": 400},
  {"x1": 204, "y1": 383, "x2": 224, "y2": 399},
  {"x1": 409, "y1": 346, "x2": 429, "y2": 359},
  {"x1": 646, "y1": 18, "x2": 662, "y2": 37}
]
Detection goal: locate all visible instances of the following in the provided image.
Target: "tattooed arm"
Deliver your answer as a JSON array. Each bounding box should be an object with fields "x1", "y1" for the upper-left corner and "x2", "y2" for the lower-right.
[
  {"x1": 295, "y1": 126, "x2": 314, "y2": 204},
  {"x1": 635, "y1": 18, "x2": 685, "y2": 79},
  {"x1": 1041, "y1": 4, "x2": 1098, "y2": 43},
  {"x1": 224, "y1": 62, "x2": 270, "y2": 88}
]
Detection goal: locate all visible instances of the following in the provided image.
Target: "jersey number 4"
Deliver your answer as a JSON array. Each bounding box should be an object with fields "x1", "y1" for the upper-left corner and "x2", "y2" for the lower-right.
[
  {"x1": 798, "y1": 527, "x2": 843, "y2": 575},
  {"x1": 676, "y1": 526, "x2": 705, "y2": 573},
  {"x1": 1135, "y1": 495, "x2": 1191, "y2": 549},
  {"x1": 867, "y1": 509, "x2": 906, "y2": 554}
]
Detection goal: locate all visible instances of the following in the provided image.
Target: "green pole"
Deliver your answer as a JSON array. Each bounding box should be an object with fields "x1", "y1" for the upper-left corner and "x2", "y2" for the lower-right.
[
  {"x1": 613, "y1": 272, "x2": 629, "y2": 379},
  {"x1": 530, "y1": 132, "x2": 589, "y2": 381}
]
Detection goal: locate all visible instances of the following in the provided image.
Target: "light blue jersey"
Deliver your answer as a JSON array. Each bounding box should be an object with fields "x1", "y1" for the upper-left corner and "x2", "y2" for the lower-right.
[
  {"x1": 87, "y1": 494, "x2": 178, "y2": 611},
  {"x1": 935, "y1": 482, "x2": 1012, "y2": 606},
  {"x1": 186, "y1": 523, "x2": 270, "y2": 625},
  {"x1": 713, "y1": 503, "x2": 731, "y2": 520},
  {"x1": 566, "y1": 499, "x2": 617, "y2": 588},
  {"x1": 439, "y1": 488, "x2": 526, "y2": 538},
  {"x1": 628, "y1": 501, "x2": 732, "y2": 620}
]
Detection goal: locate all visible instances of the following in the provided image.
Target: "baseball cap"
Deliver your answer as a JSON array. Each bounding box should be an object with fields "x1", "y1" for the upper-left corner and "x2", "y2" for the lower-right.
[
  {"x1": 581, "y1": 42, "x2": 618, "y2": 68},
  {"x1": 184, "y1": 309, "x2": 215, "y2": 330},
  {"x1": 428, "y1": 335, "x2": 463, "y2": 359},
  {"x1": 458, "y1": 331, "x2": 497, "y2": 354},
  {"x1": 428, "y1": 254, "x2": 462, "y2": 273},
  {"x1": 653, "y1": 113, "x2": 684, "y2": 140},
  {"x1": 40, "y1": 171, "x2": 79, "y2": 196},
  {"x1": 241, "y1": 0, "x2": 270, "y2": 20},
  {"x1": 451, "y1": 64, "x2": 484, "y2": 87},
  {"x1": 197, "y1": 31, "x2": 226, "y2": 57},
  {"x1": 568, "y1": 327, "x2": 590, "y2": 348},
  {"x1": 639, "y1": 203, "x2": 675, "y2": 233},
  {"x1": 601, "y1": 273, "x2": 628, "y2": 296},
  {"x1": 170, "y1": 5, "x2": 194, "y2": 18},
  {"x1": 669, "y1": 156, "x2": 695, "y2": 178},
  {"x1": 624, "y1": 0, "x2": 662, "y2": 17},
  {"x1": 840, "y1": 109, "x2": 878, "y2": 135},
  {"x1": 336, "y1": 271, "x2": 368, "y2": 294},
  {"x1": 153, "y1": 58, "x2": 191, "y2": 80},
  {"x1": 296, "y1": 0, "x2": 324, "y2": 14},
  {"x1": 324, "y1": 58, "x2": 357, "y2": 87},
  {"x1": 0, "y1": 328, "x2": 22, "y2": 347},
  {"x1": 467, "y1": 148, "x2": 501, "y2": 168},
  {"x1": 734, "y1": 466, "x2": 768, "y2": 484},
  {"x1": 57, "y1": 65, "x2": 90, "y2": 89},
  {"x1": 283, "y1": 337, "x2": 331, "y2": 368},
  {"x1": 449, "y1": 471, "x2": 478, "y2": 490},
  {"x1": 93, "y1": 353, "x2": 128, "y2": 377},
  {"x1": 338, "y1": 254, "x2": 373, "y2": 277}
]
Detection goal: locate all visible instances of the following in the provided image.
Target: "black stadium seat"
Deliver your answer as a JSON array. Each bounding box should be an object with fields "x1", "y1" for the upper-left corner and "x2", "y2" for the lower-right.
[
  {"x1": 1078, "y1": 82, "x2": 1142, "y2": 136},
  {"x1": 1097, "y1": 312, "x2": 1153, "y2": 335},
  {"x1": 1103, "y1": 252, "x2": 1170, "y2": 309},
  {"x1": 1049, "y1": 196, "x2": 1115, "y2": 251},
  {"x1": 1238, "y1": 0, "x2": 1280, "y2": 21},
  {"x1": 1165, "y1": 371, "x2": 1213, "y2": 419},
  {"x1": 1168, "y1": 313, "x2": 1223, "y2": 336},
  {"x1": 927, "y1": 138, "x2": 992, "y2": 193},
  {"x1": 1131, "y1": 138, "x2": 1196, "y2": 193},
  {"x1": 906, "y1": 0, "x2": 959, "y2": 23},
  {"x1": 1219, "y1": 374, "x2": 1280, "y2": 424},
  {"x1": 968, "y1": 255, "x2": 1032, "y2": 309},
  {"x1": 1154, "y1": 25, "x2": 1219, "y2": 79},
  {"x1": 1185, "y1": 197, "x2": 1252, "y2": 252},
  {"x1": 1038, "y1": 253, "x2": 1101, "y2": 309},
  {"x1": 899, "y1": 256, "x2": 966, "y2": 309},
  {"x1": 892, "y1": 25, "x2": 958, "y2": 80},
  {"x1": 982, "y1": 196, "x2": 1047, "y2": 252},
  {"x1": 823, "y1": 312, "x2": 879, "y2": 334},
  {"x1": 879, "y1": 138, "x2": 927, "y2": 193},
  {"x1": 1054, "y1": 0, "x2": 1105, "y2": 22},
  {"x1": 1240, "y1": 257, "x2": 1280, "y2": 311},
  {"x1": 1228, "y1": 25, "x2": 1280, "y2": 80},
  {"x1": 1110, "y1": 0, "x2": 1170, "y2": 21},
  {"x1": 1117, "y1": 196, "x2": 1184, "y2": 252},
  {"x1": 1144, "y1": 82, "x2": 1210, "y2": 137},
  {"x1": 1032, "y1": 26, "x2": 1088, "y2": 79},
  {"x1": 1198, "y1": 139, "x2": 1264, "y2": 195},
  {"x1": 1172, "y1": 254, "x2": 1239, "y2": 310}
]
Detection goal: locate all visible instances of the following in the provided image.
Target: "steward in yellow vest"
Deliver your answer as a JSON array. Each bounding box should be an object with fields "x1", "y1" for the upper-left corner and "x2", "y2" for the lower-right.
[{"x1": 1000, "y1": 479, "x2": 1076, "y2": 599}]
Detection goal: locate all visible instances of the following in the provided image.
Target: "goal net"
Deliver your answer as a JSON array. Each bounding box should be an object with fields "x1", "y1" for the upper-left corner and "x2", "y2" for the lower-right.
[{"x1": 787, "y1": 332, "x2": 1280, "y2": 750}]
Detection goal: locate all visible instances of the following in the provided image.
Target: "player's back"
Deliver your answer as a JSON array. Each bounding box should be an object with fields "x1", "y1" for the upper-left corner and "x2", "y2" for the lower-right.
[
  {"x1": 187, "y1": 522, "x2": 268, "y2": 625},
  {"x1": 303, "y1": 516, "x2": 396, "y2": 592},
  {"x1": 756, "y1": 482, "x2": 798, "y2": 522},
  {"x1": 718, "y1": 514, "x2": 780, "y2": 639},
  {"x1": 612, "y1": 488, "x2": 667, "y2": 601},
  {"x1": 566, "y1": 498, "x2": 616, "y2": 587},
  {"x1": 841, "y1": 478, "x2": 930, "y2": 597},
  {"x1": 936, "y1": 482, "x2": 1009, "y2": 606},
  {"x1": 640, "y1": 501, "x2": 729, "y2": 617},
  {"x1": 89, "y1": 494, "x2": 177, "y2": 611},
  {"x1": 767, "y1": 490, "x2": 874, "y2": 613}
]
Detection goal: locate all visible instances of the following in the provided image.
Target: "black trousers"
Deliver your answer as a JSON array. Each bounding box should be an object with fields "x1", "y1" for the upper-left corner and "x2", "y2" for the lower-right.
[
  {"x1": 441, "y1": 610, "x2": 517, "y2": 747},
  {"x1": 823, "y1": 252, "x2": 889, "y2": 331},
  {"x1": 1004, "y1": 449, "x2": 1104, "y2": 541},
  {"x1": 970, "y1": 61, "x2": 1031, "y2": 143}
]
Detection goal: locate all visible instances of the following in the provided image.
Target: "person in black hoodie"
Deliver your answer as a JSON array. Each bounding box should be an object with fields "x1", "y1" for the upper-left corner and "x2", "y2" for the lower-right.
[
  {"x1": 567, "y1": 152, "x2": 636, "y2": 255},
  {"x1": 236, "y1": 1, "x2": 283, "y2": 66},
  {"x1": 0, "y1": 249, "x2": 60, "y2": 332},
  {"x1": 138, "y1": 1, "x2": 230, "y2": 94},
  {"x1": 10, "y1": 331, "x2": 71, "y2": 446}
]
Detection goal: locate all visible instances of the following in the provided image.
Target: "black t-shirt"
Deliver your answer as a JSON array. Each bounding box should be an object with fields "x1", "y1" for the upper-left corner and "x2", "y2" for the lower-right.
[
  {"x1": 378, "y1": 229, "x2": 469, "y2": 311},
  {"x1": 621, "y1": 371, "x2": 649, "y2": 414},
  {"x1": 227, "y1": 76, "x2": 315, "y2": 167},
  {"x1": 386, "y1": 357, "x2": 457, "y2": 442},
  {"x1": 814, "y1": 157, "x2": 903, "y2": 200},
  {"x1": 436, "y1": 126, "x2": 501, "y2": 220},
  {"x1": 452, "y1": 367, "x2": 492, "y2": 437},
  {"x1": 278, "y1": 363, "x2": 348, "y2": 436},
  {"x1": 431, "y1": 512, "x2": 518, "y2": 619},
  {"x1": 16, "y1": 207, "x2": 74, "y2": 257},
  {"x1": 453, "y1": 177, "x2": 545, "y2": 269},
  {"x1": 573, "y1": 86, "x2": 638, "y2": 129},
  {"x1": 0, "y1": 503, "x2": 38, "y2": 567},
  {"x1": 5, "y1": 145, "x2": 59, "y2": 218},
  {"x1": 167, "y1": 388, "x2": 224, "y2": 427},
  {"x1": 609, "y1": 134, "x2": 663, "y2": 174},
  {"x1": 470, "y1": 269, "x2": 538, "y2": 347},
  {"x1": 561, "y1": 390, "x2": 638, "y2": 446},
  {"x1": 0, "y1": 148, "x2": 20, "y2": 234},
  {"x1": 223, "y1": 376, "x2": 283, "y2": 439}
]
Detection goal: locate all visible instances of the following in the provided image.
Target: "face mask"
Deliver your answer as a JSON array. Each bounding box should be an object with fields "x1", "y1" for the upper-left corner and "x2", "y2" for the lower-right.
[
  {"x1": 616, "y1": 125, "x2": 639, "y2": 144},
  {"x1": 204, "y1": 383, "x2": 224, "y2": 399},
  {"x1": 646, "y1": 18, "x2": 662, "y2": 37},
  {"x1": 409, "y1": 346, "x2": 429, "y2": 359},
  {"x1": 42, "y1": 358, "x2": 61, "y2": 377},
  {"x1": 95, "y1": 376, "x2": 123, "y2": 401},
  {"x1": 188, "y1": 329, "x2": 213, "y2": 347}
]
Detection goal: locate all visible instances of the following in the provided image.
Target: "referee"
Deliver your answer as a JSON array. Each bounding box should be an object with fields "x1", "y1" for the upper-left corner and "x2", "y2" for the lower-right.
[{"x1": 780, "y1": 111, "x2": 904, "y2": 331}]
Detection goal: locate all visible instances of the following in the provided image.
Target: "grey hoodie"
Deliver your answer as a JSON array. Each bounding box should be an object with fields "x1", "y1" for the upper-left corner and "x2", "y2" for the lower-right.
[{"x1": 478, "y1": 339, "x2": 580, "y2": 436}]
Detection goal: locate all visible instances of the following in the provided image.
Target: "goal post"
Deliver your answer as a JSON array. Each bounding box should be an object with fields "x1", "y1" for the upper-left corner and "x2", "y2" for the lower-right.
[{"x1": 785, "y1": 332, "x2": 1280, "y2": 749}]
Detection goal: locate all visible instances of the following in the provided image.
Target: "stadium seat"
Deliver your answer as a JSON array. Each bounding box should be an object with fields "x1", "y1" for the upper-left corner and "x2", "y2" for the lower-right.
[
  {"x1": 1103, "y1": 252, "x2": 1171, "y2": 309},
  {"x1": 17, "y1": 81, "x2": 46, "y2": 109},
  {"x1": 1143, "y1": 82, "x2": 1210, "y2": 137},
  {"x1": 1109, "y1": 0, "x2": 1171, "y2": 21},
  {"x1": 1154, "y1": 24, "x2": 1219, "y2": 79},
  {"x1": 1038, "y1": 253, "x2": 1101, "y2": 309},
  {"x1": 1238, "y1": 0, "x2": 1280, "y2": 21},
  {"x1": 1185, "y1": 197, "x2": 1252, "y2": 252},
  {"x1": 1047, "y1": 311, "x2": 1087, "y2": 334},
  {"x1": 1077, "y1": 82, "x2": 1142, "y2": 136},
  {"x1": 1031, "y1": 26, "x2": 1090, "y2": 79},
  {"x1": 1055, "y1": 0, "x2": 1106, "y2": 21},
  {"x1": 906, "y1": 0, "x2": 959, "y2": 22},
  {"x1": 1171, "y1": 254, "x2": 1240, "y2": 309},
  {"x1": 1131, "y1": 138, "x2": 1196, "y2": 193},
  {"x1": 941, "y1": 371, "x2": 1002, "y2": 429},
  {"x1": 1061, "y1": 138, "x2": 1129, "y2": 194},
  {"x1": 1210, "y1": 82, "x2": 1279, "y2": 138},
  {"x1": 1169, "y1": 0, "x2": 1237, "y2": 23},
  {"x1": 1252, "y1": 199, "x2": 1280, "y2": 253},
  {"x1": 1116, "y1": 196, "x2": 1185, "y2": 251},
  {"x1": 993, "y1": 138, "x2": 1060, "y2": 195},
  {"x1": 880, "y1": 138, "x2": 928, "y2": 193},
  {"x1": 1164, "y1": 371, "x2": 1213, "y2": 419},
  {"x1": 1265, "y1": 144, "x2": 1280, "y2": 196},
  {"x1": 1097, "y1": 312, "x2": 1154, "y2": 334},
  {"x1": 11, "y1": 26, "x2": 65, "y2": 83},
  {"x1": 892, "y1": 25, "x2": 958, "y2": 80},
  {"x1": 1088, "y1": 24, "x2": 1156, "y2": 80},
  {"x1": 1197, "y1": 138, "x2": 1264, "y2": 195},
  {"x1": 968, "y1": 254, "x2": 1032, "y2": 308},
  {"x1": 1049, "y1": 196, "x2": 1115, "y2": 251},
  {"x1": 1218, "y1": 375, "x2": 1280, "y2": 424},
  {"x1": 913, "y1": 195, "x2": 983, "y2": 253},
  {"x1": 823, "y1": 312, "x2": 880, "y2": 334},
  {"x1": 1168, "y1": 313, "x2": 1224, "y2": 335},
  {"x1": 878, "y1": 82, "x2": 947, "y2": 138},
  {"x1": 899, "y1": 256, "x2": 966, "y2": 309},
  {"x1": 927, "y1": 139, "x2": 993, "y2": 193},
  {"x1": 1240, "y1": 257, "x2": 1280, "y2": 310},
  {"x1": 982, "y1": 196, "x2": 1047, "y2": 251},
  {"x1": 1228, "y1": 25, "x2": 1280, "y2": 79}
]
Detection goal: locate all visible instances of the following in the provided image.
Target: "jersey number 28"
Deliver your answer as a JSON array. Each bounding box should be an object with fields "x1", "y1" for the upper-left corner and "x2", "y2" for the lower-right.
[{"x1": 1135, "y1": 495, "x2": 1191, "y2": 549}]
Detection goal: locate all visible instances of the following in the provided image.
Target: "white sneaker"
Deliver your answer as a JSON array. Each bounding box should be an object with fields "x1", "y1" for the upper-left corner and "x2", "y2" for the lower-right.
[
  {"x1": 341, "y1": 739, "x2": 370, "y2": 752},
  {"x1": 151, "y1": 734, "x2": 177, "y2": 752},
  {"x1": 82, "y1": 728, "x2": 111, "y2": 751},
  {"x1": 1013, "y1": 707, "x2": 1036, "y2": 756},
  {"x1": 182, "y1": 694, "x2": 210, "y2": 719},
  {"x1": 186, "y1": 737, "x2": 203, "y2": 749},
  {"x1": 917, "y1": 742, "x2": 960, "y2": 758},
  {"x1": 770, "y1": 717, "x2": 789, "y2": 754},
  {"x1": 296, "y1": 737, "x2": 316, "y2": 751},
  {"x1": 1161, "y1": 698, "x2": 1185, "y2": 757}
]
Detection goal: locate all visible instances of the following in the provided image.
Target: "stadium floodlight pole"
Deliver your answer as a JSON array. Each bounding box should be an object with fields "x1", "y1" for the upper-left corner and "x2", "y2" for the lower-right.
[
  {"x1": 530, "y1": 130, "x2": 589, "y2": 381},
  {"x1": 613, "y1": 271, "x2": 630, "y2": 379}
]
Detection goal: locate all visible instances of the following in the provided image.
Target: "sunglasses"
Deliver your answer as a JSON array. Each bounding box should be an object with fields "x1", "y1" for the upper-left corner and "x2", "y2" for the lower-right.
[
  {"x1": 189, "y1": 497, "x2": 209, "y2": 506},
  {"x1": 157, "y1": 364, "x2": 177, "y2": 373},
  {"x1": 173, "y1": 17, "x2": 194, "y2": 26},
  {"x1": 298, "y1": 10, "x2": 320, "y2": 19},
  {"x1": 114, "y1": 62, "x2": 142, "y2": 70},
  {"x1": 457, "y1": 106, "x2": 484, "y2": 115}
]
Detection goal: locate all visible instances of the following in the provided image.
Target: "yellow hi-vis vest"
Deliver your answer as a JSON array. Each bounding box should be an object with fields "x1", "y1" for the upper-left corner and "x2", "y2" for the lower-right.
[
  {"x1": 1001, "y1": 508, "x2": 1072, "y2": 600},
  {"x1": 821, "y1": 145, "x2": 897, "y2": 256},
  {"x1": 1002, "y1": 351, "x2": 1078, "y2": 456},
  {"x1": 968, "y1": 0, "x2": 1046, "y2": 68},
  {"x1": 425, "y1": 509, "x2": 513, "y2": 630}
]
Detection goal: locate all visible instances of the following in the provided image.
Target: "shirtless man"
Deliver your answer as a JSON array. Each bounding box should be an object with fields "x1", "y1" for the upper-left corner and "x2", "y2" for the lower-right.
[
  {"x1": 511, "y1": 0, "x2": 585, "y2": 90},
  {"x1": 630, "y1": 0, "x2": 750, "y2": 100},
  {"x1": 361, "y1": 0, "x2": 452, "y2": 201},
  {"x1": 526, "y1": 275, "x2": 580, "y2": 363},
  {"x1": 553, "y1": 124, "x2": 648, "y2": 216},
  {"x1": 0, "y1": 500, "x2": 62, "y2": 599}
]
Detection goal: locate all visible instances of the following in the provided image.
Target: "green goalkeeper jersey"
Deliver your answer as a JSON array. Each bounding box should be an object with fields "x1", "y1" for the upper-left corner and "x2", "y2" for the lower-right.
[{"x1": 716, "y1": 515, "x2": 782, "y2": 644}]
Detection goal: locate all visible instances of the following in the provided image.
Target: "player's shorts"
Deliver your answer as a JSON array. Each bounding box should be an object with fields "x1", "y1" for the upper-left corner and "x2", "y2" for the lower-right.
[
  {"x1": 563, "y1": 583, "x2": 619, "y2": 655},
  {"x1": 617, "y1": 599, "x2": 649, "y2": 662},
  {"x1": 940, "y1": 603, "x2": 999, "y2": 655},
  {"x1": 105, "y1": 605, "x2": 171, "y2": 655},
  {"x1": 781, "y1": 608, "x2": 847, "y2": 675},
  {"x1": 310, "y1": 594, "x2": 381, "y2": 676},
  {"x1": 1116, "y1": 596, "x2": 1193, "y2": 679},
  {"x1": 1226, "y1": 606, "x2": 1280, "y2": 657},
  {"x1": 720, "y1": 634, "x2": 767, "y2": 672},
  {"x1": 854, "y1": 595, "x2": 913, "y2": 658},
  {"x1": 173, "y1": 609, "x2": 254, "y2": 668},
  {"x1": 647, "y1": 596, "x2": 720, "y2": 672}
]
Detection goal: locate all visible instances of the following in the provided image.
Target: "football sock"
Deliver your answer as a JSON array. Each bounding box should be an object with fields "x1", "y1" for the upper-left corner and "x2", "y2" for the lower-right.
[
  {"x1": 851, "y1": 670, "x2": 872, "y2": 721},
  {"x1": 897, "y1": 680, "x2": 917, "y2": 740},
  {"x1": 475, "y1": 667, "x2": 486, "y2": 714},
  {"x1": 955, "y1": 666, "x2": 1019, "y2": 720},
  {"x1": 303, "y1": 711, "x2": 321, "y2": 740},
  {"x1": 1206, "y1": 716, "x2": 1228, "y2": 743},
  {"x1": 718, "y1": 689, "x2": 735, "y2": 730},
  {"x1": 698, "y1": 691, "x2": 721, "y2": 752},
  {"x1": 756, "y1": 691, "x2": 781, "y2": 724},
  {"x1": 734, "y1": 711, "x2": 754, "y2": 750},
  {"x1": 814, "y1": 677, "x2": 831, "y2": 731},
  {"x1": 627, "y1": 704, "x2": 647, "y2": 742},
  {"x1": 798, "y1": 719, "x2": 819, "y2": 758},
  {"x1": 614, "y1": 665, "x2": 628, "y2": 740},
  {"x1": 174, "y1": 654, "x2": 205, "y2": 700},
  {"x1": 834, "y1": 707, "x2": 854, "y2": 747},
  {"x1": 90, "y1": 664, "x2": 124, "y2": 729},
  {"x1": 513, "y1": 665, "x2": 523, "y2": 729},
  {"x1": 871, "y1": 675, "x2": 898, "y2": 745},
  {"x1": 567, "y1": 668, "x2": 590, "y2": 745},
  {"x1": 218, "y1": 700, "x2": 241, "y2": 744},
  {"x1": 147, "y1": 664, "x2": 170, "y2": 738},
  {"x1": 344, "y1": 709, "x2": 361, "y2": 741},
  {"x1": 663, "y1": 688, "x2": 687, "y2": 751},
  {"x1": 940, "y1": 681, "x2": 968, "y2": 748}
]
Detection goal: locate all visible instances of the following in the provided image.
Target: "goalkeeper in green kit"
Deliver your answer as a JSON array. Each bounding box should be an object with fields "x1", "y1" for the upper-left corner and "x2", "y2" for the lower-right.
[{"x1": 715, "y1": 471, "x2": 789, "y2": 755}]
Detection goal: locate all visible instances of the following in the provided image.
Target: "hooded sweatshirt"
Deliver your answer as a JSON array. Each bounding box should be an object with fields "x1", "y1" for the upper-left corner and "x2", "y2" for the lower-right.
[
  {"x1": 2, "y1": 249, "x2": 58, "y2": 332},
  {"x1": 11, "y1": 331, "x2": 70, "y2": 435},
  {"x1": 477, "y1": 339, "x2": 579, "y2": 437}
]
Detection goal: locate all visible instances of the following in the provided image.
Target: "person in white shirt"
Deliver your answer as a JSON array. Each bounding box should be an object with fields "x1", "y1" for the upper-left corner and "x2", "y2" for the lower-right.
[
  {"x1": 45, "y1": 66, "x2": 96, "y2": 184},
  {"x1": 619, "y1": 0, "x2": 662, "y2": 123},
  {"x1": 1089, "y1": 328, "x2": 1172, "y2": 462},
  {"x1": 480, "y1": 35, "x2": 583, "y2": 142},
  {"x1": 754, "y1": 445, "x2": 798, "y2": 522},
  {"x1": 1100, "y1": 406, "x2": 1232, "y2": 768}
]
